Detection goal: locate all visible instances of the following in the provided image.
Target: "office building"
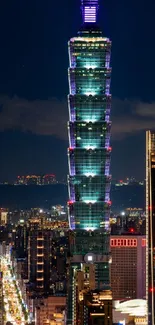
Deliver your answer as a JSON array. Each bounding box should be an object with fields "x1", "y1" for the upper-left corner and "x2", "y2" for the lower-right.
[
  {"x1": 79, "y1": 289, "x2": 112, "y2": 325},
  {"x1": 28, "y1": 229, "x2": 68, "y2": 295},
  {"x1": 0, "y1": 242, "x2": 10, "y2": 257},
  {"x1": 0, "y1": 209, "x2": 8, "y2": 225},
  {"x1": 146, "y1": 130, "x2": 155, "y2": 325},
  {"x1": 15, "y1": 223, "x2": 28, "y2": 258},
  {"x1": 67, "y1": 0, "x2": 112, "y2": 323},
  {"x1": 35, "y1": 296, "x2": 66, "y2": 325},
  {"x1": 110, "y1": 235, "x2": 146, "y2": 300},
  {"x1": 0, "y1": 270, "x2": 4, "y2": 325},
  {"x1": 67, "y1": 262, "x2": 112, "y2": 325}
]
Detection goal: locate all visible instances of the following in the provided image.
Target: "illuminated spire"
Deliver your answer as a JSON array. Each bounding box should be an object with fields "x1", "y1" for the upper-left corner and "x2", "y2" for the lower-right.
[{"x1": 81, "y1": 0, "x2": 99, "y2": 24}]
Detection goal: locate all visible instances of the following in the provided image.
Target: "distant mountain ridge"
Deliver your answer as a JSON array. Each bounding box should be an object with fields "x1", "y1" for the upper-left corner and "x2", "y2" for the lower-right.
[{"x1": 0, "y1": 184, "x2": 144, "y2": 211}]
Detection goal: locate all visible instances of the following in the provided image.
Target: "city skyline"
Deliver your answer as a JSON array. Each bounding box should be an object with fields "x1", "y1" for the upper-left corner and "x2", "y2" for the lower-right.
[
  {"x1": 0, "y1": 0, "x2": 154, "y2": 181},
  {"x1": 0, "y1": 1, "x2": 150, "y2": 325}
]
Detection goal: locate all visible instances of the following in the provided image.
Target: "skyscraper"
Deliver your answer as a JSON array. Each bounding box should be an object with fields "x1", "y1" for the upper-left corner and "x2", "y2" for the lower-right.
[
  {"x1": 67, "y1": 0, "x2": 112, "y2": 323},
  {"x1": 0, "y1": 268, "x2": 4, "y2": 325},
  {"x1": 146, "y1": 130, "x2": 155, "y2": 325},
  {"x1": 111, "y1": 235, "x2": 146, "y2": 300},
  {"x1": 28, "y1": 228, "x2": 68, "y2": 295}
]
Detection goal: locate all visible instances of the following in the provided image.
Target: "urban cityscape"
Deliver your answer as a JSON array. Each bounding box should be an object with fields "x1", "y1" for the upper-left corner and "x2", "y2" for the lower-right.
[{"x1": 0, "y1": 0, "x2": 154, "y2": 325}]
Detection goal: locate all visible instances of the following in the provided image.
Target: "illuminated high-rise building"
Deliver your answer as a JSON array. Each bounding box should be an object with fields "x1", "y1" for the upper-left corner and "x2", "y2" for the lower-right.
[
  {"x1": 146, "y1": 130, "x2": 155, "y2": 325},
  {"x1": 0, "y1": 268, "x2": 4, "y2": 325},
  {"x1": 111, "y1": 235, "x2": 146, "y2": 300},
  {"x1": 79, "y1": 289, "x2": 112, "y2": 325},
  {"x1": 28, "y1": 229, "x2": 68, "y2": 295},
  {"x1": 67, "y1": 0, "x2": 112, "y2": 324}
]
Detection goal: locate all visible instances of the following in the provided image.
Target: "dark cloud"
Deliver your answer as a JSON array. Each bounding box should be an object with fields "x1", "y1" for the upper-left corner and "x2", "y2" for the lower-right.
[
  {"x1": 135, "y1": 102, "x2": 155, "y2": 117},
  {"x1": 0, "y1": 96, "x2": 155, "y2": 140},
  {"x1": 0, "y1": 96, "x2": 68, "y2": 139},
  {"x1": 112, "y1": 99, "x2": 155, "y2": 139},
  {"x1": 112, "y1": 117, "x2": 155, "y2": 139}
]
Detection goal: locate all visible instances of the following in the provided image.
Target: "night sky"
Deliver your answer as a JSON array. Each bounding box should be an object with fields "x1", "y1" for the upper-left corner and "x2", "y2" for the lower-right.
[{"x1": 0, "y1": 0, "x2": 154, "y2": 182}]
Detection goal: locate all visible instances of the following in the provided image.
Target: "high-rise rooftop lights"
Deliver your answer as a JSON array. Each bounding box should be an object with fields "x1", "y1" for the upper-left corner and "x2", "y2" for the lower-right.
[{"x1": 81, "y1": 0, "x2": 99, "y2": 23}]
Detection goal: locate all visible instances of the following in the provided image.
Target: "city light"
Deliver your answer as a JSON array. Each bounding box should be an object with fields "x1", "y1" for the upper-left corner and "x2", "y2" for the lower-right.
[
  {"x1": 84, "y1": 200, "x2": 97, "y2": 204},
  {"x1": 0, "y1": 0, "x2": 148, "y2": 323},
  {"x1": 85, "y1": 145, "x2": 96, "y2": 150},
  {"x1": 84, "y1": 172, "x2": 96, "y2": 177},
  {"x1": 84, "y1": 227, "x2": 97, "y2": 231},
  {"x1": 1, "y1": 256, "x2": 29, "y2": 324},
  {"x1": 85, "y1": 64, "x2": 97, "y2": 69},
  {"x1": 85, "y1": 91, "x2": 96, "y2": 96}
]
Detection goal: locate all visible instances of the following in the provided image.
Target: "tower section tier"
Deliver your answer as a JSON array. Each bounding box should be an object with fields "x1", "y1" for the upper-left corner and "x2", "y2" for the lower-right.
[{"x1": 68, "y1": 33, "x2": 112, "y2": 231}]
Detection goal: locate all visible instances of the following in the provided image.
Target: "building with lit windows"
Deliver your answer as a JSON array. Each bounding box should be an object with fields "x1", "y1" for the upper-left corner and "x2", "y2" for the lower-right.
[
  {"x1": 67, "y1": 0, "x2": 112, "y2": 324},
  {"x1": 146, "y1": 130, "x2": 155, "y2": 325},
  {"x1": 35, "y1": 296, "x2": 66, "y2": 325},
  {"x1": 28, "y1": 229, "x2": 68, "y2": 295},
  {"x1": 79, "y1": 289, "x2": 112, "y2": 325},
  {"x1": 0, "y1": 270, "x2": 4, "y2": 325},
  {"x1": 0, "y1": 208, "x2": 8, "y2": 225},
  {"x1": 15, "y1": 174, "x2": 56, "y2": 185},
  {"x1": 110, "y1": 235, "x2": 146, "y2": 300},
  {"x1": 15, "y1": 223, "x2": 28, "y2": 259}
]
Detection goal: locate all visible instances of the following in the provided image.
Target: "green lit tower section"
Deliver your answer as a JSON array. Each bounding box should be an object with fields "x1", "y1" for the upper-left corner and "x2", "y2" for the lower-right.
[
  {"x1": 68, "y1": 0, "x2": 112, "y2": 231},
  {"x1": 67, "y1": 1, "x2": 112, "y2": 323}
]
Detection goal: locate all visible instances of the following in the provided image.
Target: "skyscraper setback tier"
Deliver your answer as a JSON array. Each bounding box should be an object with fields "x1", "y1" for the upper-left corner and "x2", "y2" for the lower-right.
[
  {"x1": 146, "y1": 130, "x2": 155, "y2": 325},
  {"x1": 67, "y1": 0, "x2": 112, "y2": 324}
]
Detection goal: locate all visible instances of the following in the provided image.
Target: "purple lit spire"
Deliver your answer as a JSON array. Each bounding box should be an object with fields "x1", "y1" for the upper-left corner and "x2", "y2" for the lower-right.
[{"x1": 81, "y1": 0, "x2": 99, "y2": 24}]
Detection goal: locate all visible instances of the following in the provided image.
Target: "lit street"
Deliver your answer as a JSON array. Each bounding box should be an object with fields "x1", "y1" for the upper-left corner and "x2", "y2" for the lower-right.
[{"x1": 1, "y1": 256, "x2": 29, "y2": 325}]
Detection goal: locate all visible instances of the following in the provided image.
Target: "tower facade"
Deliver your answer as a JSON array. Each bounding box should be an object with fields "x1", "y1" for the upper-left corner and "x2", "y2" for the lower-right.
[
  {"x1": 68, "y1": 0, "x2": 111, "y2": 231},
  {"x1": 146, "y1": 130, "x2": 155, "y2": 325},
  {"x1": 67, "y1": 1, "x2": 112, "y2": 324}
]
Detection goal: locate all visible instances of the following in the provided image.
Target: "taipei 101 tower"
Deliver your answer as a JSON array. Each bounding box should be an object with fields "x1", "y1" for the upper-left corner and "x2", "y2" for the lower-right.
[{"x1": 67, "y1": 1, "x2": 112, "y2": 324}]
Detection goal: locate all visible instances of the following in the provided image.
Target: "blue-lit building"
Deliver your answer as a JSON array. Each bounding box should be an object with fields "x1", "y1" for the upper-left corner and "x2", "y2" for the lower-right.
[{"x1": 67, "y1": 1, "x2": 112, "y2": 324}]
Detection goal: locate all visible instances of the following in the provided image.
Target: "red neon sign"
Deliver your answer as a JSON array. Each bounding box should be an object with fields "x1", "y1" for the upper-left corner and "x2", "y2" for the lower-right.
[{"x1": 110, "y1": 238, "x2": 137, "y2": 247}]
